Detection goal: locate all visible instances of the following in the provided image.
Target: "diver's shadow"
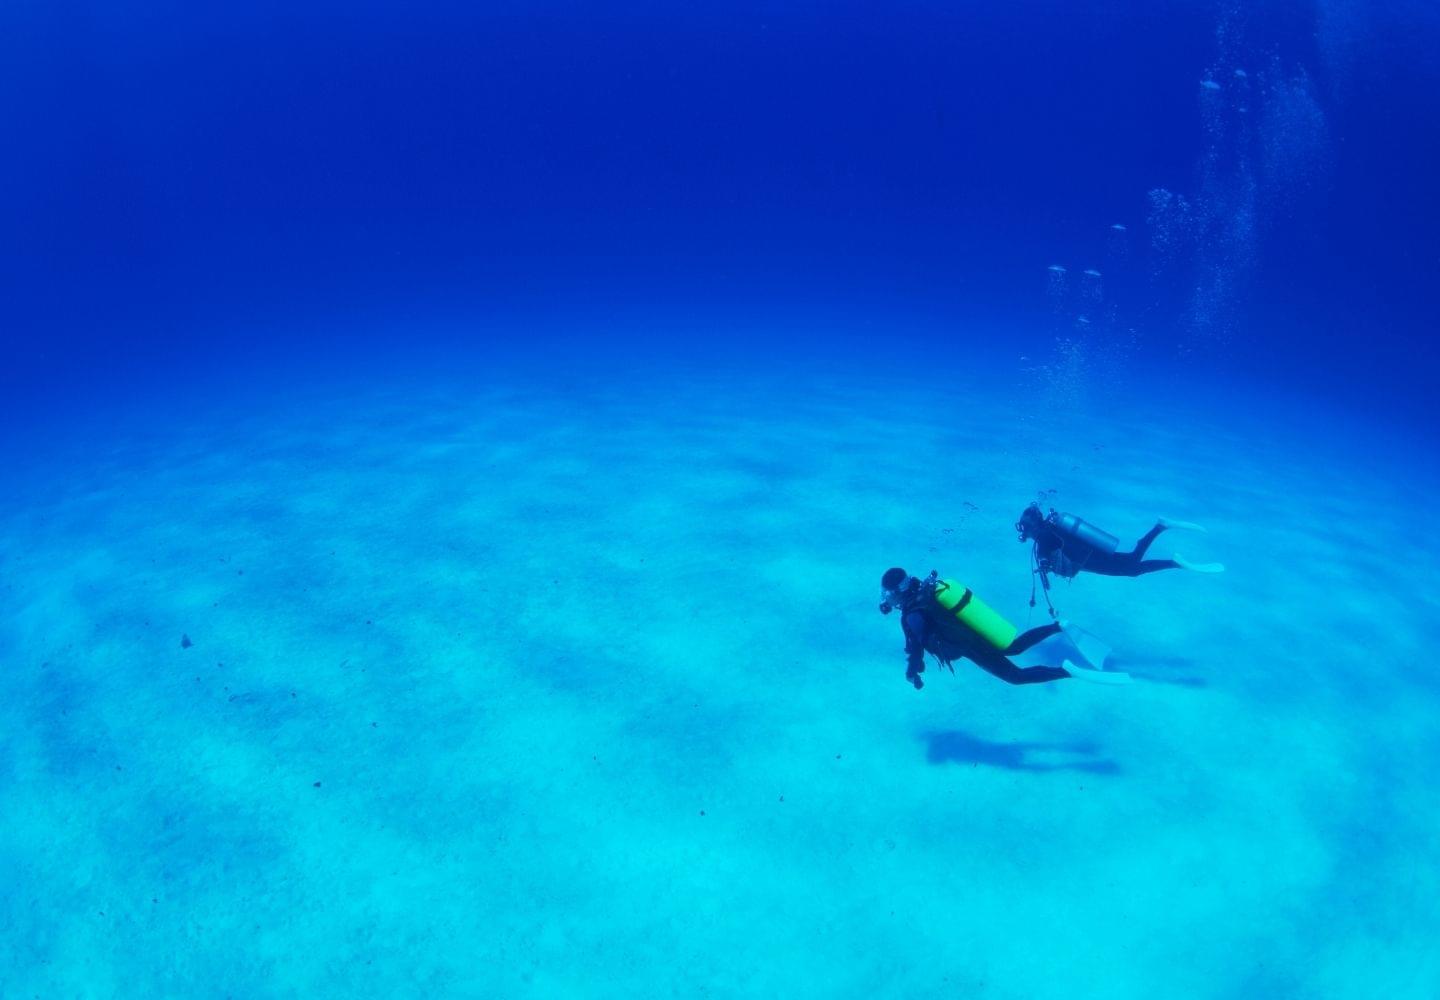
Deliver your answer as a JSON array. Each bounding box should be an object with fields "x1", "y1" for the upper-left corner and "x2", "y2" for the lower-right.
[
  {"x1": 1109, "y1": 654, "x2": 1209, "y2": 689},
  {"x1": 922, "y1": 729, "x2": 1121, "y2": 775}
]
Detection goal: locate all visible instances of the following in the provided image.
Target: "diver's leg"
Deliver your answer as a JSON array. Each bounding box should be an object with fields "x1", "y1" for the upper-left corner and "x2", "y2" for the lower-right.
[
  {"x1": 1134, "y1": 558, "x2": 1180, "y2": 574},
  {"x1": 1130, "y1": 523, "x2": 1166, "y2": 559},
  {"x1": 1099, "y1": 554, "x2": 1210, "y2": 575},
  {"x1": 972, "y1": 649, "x2": 1070, "y2": 685},
  {"x1": 1088, "y1": 535, "x2": 1180, "y2": 577},
  {"x1": 1081, "y1": 550, "x2": 1140, "y2": 577},
  {"x1": 1004, "y1": 623, "x2": 1062, "y2": 655}
]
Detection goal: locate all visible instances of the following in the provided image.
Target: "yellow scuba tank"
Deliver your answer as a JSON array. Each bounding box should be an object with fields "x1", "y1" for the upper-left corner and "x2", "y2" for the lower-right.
[{"x1": 932, "y1": 579, "x2": 1018, "y2": 651}]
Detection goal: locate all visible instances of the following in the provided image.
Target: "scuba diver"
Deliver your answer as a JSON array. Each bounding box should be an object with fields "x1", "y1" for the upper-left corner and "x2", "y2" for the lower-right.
[
  {"x1": 1016, "y1": 504, "x2": 1223, "y2": 612},
  {"x1": 878, "y1": 568, "x2": 1127, "y2": 690}
]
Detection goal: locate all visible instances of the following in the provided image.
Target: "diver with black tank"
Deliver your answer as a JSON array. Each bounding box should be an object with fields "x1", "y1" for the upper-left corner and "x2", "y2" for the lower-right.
[
  {"x1": 1016, "y1": 504, "x2": 1223, "y2": 614},
  {"x1": 878, "y1": 568, "x2": 1129, "y2": 689}
]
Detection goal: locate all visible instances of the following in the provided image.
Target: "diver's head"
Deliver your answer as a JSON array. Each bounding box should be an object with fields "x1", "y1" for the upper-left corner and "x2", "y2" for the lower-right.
[
  {"x1": 1016, "y1": 503, "x2": 1045, "y2": 541},
  {"x1": 878, "y1": 567, "x2": 917, "y2": 614}
]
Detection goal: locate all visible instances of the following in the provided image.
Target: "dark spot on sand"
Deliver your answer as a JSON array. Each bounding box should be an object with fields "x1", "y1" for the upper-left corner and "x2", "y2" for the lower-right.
[
  {"x1": 181, "y1": 634, "x2": 192, "y2": 649},
  {"x1": 313, "y1": 781, "x2": 321, "y2": 788},
  {"x1": 699, "y1": 810, "x2": 705, "y2": 816}
]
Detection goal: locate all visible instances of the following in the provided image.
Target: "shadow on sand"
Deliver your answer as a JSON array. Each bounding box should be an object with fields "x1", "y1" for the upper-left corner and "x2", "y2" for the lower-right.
[
  {"x1": 922, "y1": 729, "x2": 1121, "y2": 774},
  {"x1": 1109, "y1": 654, "x2": 1209, "y2": 689}
]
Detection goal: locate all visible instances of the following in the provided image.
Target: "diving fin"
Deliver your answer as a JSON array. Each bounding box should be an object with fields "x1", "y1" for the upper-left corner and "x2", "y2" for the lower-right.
[
  {"x1": 1058, "y1": 620, "x2": 1113, "y2": 671},
  {"x1": 1174, "y1": 553, "x2": 1225, "y2": 573},
  {"x1": 1063, "y1": 661, "x2": 1133, "y2": 685},
  {"x1": 1158, "y1": 517, "x2": 1207, "y2": 533}
]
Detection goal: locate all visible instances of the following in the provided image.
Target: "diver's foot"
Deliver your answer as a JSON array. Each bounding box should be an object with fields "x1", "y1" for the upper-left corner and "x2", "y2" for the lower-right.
[
  {"x1": 907, "y1": 671, "x2": 924, "y2": 690},
  {"x1": 1174, "y1": 553, "x2": 1225, "y2": 573},
  {"x1": 1158, "y1": 517, "x2": 1206, "y2": 533}
]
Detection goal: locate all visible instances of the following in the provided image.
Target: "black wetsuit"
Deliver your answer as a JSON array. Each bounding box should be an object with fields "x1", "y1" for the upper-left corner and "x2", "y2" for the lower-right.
[
  {"x1": 1034, "y1": 521, "x2": 1177, "y2": 579},
  {"x1": 900, "y1": 600, "x2": 1069, "y2": 686}
]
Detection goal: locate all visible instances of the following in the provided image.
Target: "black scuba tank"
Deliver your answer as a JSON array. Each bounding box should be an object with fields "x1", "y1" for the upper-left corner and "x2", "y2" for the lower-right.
[{"x1": 1049, "y1": 511, "x2": 1119, "y2": 554}]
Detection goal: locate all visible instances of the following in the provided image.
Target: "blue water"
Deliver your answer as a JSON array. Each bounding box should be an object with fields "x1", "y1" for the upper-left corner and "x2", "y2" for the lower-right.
[{"x1": 3, "y1": 3, "x2": 1438, "y2": 997}]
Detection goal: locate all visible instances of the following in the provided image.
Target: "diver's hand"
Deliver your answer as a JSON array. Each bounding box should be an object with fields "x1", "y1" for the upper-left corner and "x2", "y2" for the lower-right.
[{"x1": 906, "y1": 667, "x2": 924, "y2": 690}]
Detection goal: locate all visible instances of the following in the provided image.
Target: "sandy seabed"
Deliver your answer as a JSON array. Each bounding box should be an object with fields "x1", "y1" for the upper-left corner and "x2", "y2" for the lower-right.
[{"x1": 2, "y1": 355, "x2": 1437, "y2": 998}]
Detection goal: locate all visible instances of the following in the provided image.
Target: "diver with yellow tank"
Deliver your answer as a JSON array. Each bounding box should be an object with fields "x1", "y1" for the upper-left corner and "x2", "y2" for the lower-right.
[{"x1": 878, "y1": 568, "x2": 1129, "y2": 689}]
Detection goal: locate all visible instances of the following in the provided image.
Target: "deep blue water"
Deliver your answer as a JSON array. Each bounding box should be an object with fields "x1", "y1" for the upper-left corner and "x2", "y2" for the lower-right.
[{"x1": 4, "y1": 1, "x2": 1438, "y2": 419}]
